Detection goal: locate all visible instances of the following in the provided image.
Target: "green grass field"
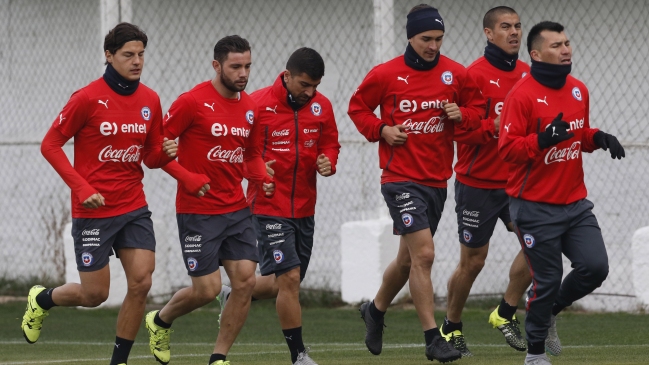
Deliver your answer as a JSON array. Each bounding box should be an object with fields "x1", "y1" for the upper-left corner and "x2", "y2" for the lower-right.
[{"x1": 1, "y1": 299, "x2": 648, "y2": 365}]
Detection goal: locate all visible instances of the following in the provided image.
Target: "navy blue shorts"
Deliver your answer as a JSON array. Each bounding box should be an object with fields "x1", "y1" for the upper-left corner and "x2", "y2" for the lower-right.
[
  {"x1": 254, "y1": 215, "x2": 314, "y2": 281},
  {"x1": 381, "y1": 181, "x2": 446, "y2": 235},
  {"x1": 176, "y1": 207, "x2": 258, "y2": 277},
  {"x1": 455, "y1": 180, "x2": 512, "y2": 248},
  {"x1": 71, "y1": 206, "x2": 155, "y2": 272}
]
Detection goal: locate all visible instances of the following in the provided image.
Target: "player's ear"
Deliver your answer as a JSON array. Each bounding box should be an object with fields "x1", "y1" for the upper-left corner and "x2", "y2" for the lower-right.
[{"x1": 212, "y1": 60, "x2": 221, "y2": 74}]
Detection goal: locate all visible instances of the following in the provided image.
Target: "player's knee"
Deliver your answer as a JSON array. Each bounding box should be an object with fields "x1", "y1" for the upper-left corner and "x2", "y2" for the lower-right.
[
  {"x1": 232, "y1": 273, "x2": 256, "y2": 293},
  {"x1": 84, "y1": 289, "x2": 109, "y2": 307},
  {"x1": 464, "y1": 256, "x2": 485, "y2": 277},
  {"x1": 586, "y1": 261, "x2": 609, "y2": 285},
  {"x1": 412, "y1": 247, "x2": 435, "y2": 267},
  {"x1": 127, "y1": 274, "x2": 152, "y2": 298}
]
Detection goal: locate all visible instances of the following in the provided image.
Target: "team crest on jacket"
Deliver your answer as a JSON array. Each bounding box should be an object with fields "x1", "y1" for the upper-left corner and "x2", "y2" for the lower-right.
[
  {"x1": 81, "y1": 252, "x2": 93, "y2": 267},
  {"x1": 523, "y1": 234, "x2": 535, "y2": 248},
  {"x1": 246, "y1": 110, "x2": 254, "y2": 124},
  {"x1": 402, "y1": 213, "x2": 413, "y2": 227},
  {"x1": 141, "y1": 107, "x2": 151, "y2": 121},
  {"x1": 441, "y1": 71, "x2": 453, "y2": 85},
  {"x1": 572, "y1": 87, "x2": 582, "y2": 101},
  {"x1": 310, "y1": 102, "x2": 322, "y2": 116}
]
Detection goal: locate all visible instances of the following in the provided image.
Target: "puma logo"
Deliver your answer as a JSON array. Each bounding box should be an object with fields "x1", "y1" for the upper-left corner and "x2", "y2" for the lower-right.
[
  {"x1": 98, "y1": 99, "x2": 109, "y2": 109},
  {"x1": 504, "y1": 123, "x2": 511, "y2": 133},
  {"x1": 489, "y1": 79, "x2": 500, "y2": 88},
  {"x1": 266, "y1": 105, "x2": 277, "y2": 114},
  {"x1": 397, "y1": 76, "x2": 409, "y2": 84},
  {"x1": 58, "y1": 114, "x2": 65, "y2": 124},
  {"x1": 285, "y1": 335, "x2": 293, "y2": 341},
  {"x1": 552, "y1": 126, "x2": 558, "y2": 137},
  {"x1": 505, "y1": 60, "x2": 513, "y2": 66},
  {"x1": 165, "y1": 112, "x2": 172, "y2": 121},
  {"x1": 537, "y1": 96, "x2": 548, "y2": 106},
  {"x1": 204, "y1": 102, "x2": 215, "y2": 111},
  {"x1": 435, "y1": 19, "x2": 444, "y2": 26}
]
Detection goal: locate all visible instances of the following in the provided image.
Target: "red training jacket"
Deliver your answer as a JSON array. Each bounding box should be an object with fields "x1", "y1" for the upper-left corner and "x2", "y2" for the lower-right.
[
  {"x1": 348, "y1": 54, "x2": 486, "y2": 187},
  {"x1": 498, "y1": 74, "x2": 600, "y2": 204},
  {"x1": 247, "y1": 74, "x2": 341, "y2": 218},
  {"x1": 454, "y1": 57, "x2": 530, "y2": 189}
]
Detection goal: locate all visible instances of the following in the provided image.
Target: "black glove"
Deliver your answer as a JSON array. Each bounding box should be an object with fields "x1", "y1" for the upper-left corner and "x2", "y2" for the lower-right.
[
  {"x1": 537, "y1": 112, "x2": 575, "y2": 149},
  {"x1": 593, "y1": 131, "x2": 625, "y2": 159}
]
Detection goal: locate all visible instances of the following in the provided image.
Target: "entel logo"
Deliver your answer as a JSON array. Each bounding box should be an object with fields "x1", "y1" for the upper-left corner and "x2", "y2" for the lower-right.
[
  {"x1": 211, "y1": 123, "x2": 249, "y2": 137},
  {"x1": 399, "y1": 99, "x2": 448, "y2": 113},
  {"x1": 100, "y1": 121, "x2": 147, "y2": 136},
  {"x1": 545, "y1": 141, "x2": 581, "y2": 164},
  {"x1": 304, "y1": 128, "x2": 318, "y2": 134},
  {"x1": 495, "y1": 102, "x2": 504, "y2": 115}
]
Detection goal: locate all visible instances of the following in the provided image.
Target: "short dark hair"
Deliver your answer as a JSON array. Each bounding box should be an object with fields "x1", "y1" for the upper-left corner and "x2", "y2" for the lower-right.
[
  {"x1": 527, "y1": 21, "x2": 564, "y2": 54},
  {"x1": 286, "y1": 47, "x2": 325, "y2": 80},
  {"x1": 483, "y1": 6, "x2": 518, "y2": 29},
  {"x1": 213, "y1": 35, "x2": 251, "y2": 64},
  {"x1": 104, "y1": 22, "x2": 148, "y2": 55},
  {"x1": 409, "y1": 3, "x2": 433, "y2": 14}
]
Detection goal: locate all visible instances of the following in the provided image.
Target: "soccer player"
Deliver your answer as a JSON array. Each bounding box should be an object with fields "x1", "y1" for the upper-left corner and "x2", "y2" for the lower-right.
[
  {"x1": 348, "y1": 4, "x2": 485, "y2": 363},
  {"x1": 498, "y1": 21, "x2": 625, "y2": 365},
  {"x1": 222, "y1": 47, "x2": 340, "y2": 365},
  {"x1": 444, "y1": 6, "x2": 531, "y2": 356},
  {"x1": 144, "y1": 35, "x2": 274, "y2": 365},
  {"x1": 25, "y1": 22, "x2": 170, "y2": 365}
]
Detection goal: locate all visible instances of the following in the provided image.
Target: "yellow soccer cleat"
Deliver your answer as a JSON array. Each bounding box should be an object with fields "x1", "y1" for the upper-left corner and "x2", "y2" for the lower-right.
[
  {"x1": 145, "y1": 310, "x2": 173, "y2": 364},
  {"x1": 210, "y1": 361, "x2": 231, "y2": 365},
  {"x1": 21, "y1": 285, "x2": 49, "y2": 344},
  {"x1": 488, "y1": 306, "x2": 526, "y2": 351},
  {"x1": 440, "y1": 324, "x2": 473, "y2": 357}
]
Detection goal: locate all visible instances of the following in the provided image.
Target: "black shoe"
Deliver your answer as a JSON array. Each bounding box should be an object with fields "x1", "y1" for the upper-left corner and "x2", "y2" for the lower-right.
[
  {"x1": 425, "y1": 336, "x2": 462, "y2": 363},
  {"x1": 359, "y1": 301, "x2": 385, "y2": 355}
]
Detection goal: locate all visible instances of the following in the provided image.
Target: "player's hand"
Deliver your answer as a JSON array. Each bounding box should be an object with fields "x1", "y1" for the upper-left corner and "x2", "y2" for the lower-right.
[
  {"x1": 82, "y1": 193, "x2": 105, "y2": 209},
  {"x1": 197, "y1": 184, "x2": 210, "y2": 197},
  {"x1": 593, "y1": 131, "x2": 625, "y2": 159},
  {"x1": 265, "y1": 160, "x2": 276, "y2": 177},
  {"x1": 493, "y1": 115, "x2": 501, "y2": 132},
  {"x1": 442, "y1": 101, "x2": 462, "y2": 123},
  {"x1": 316, "y1": 154, "x2": 332, "y2": 176},
  {"x1": 162, "y1": 137, "x2": 178, "y2": 158},
  {"x1": 537, "y1": 112, "x2": 574, "y2": 149},
  {"x1": 382, "y1": 124, "x2": 408, "y2": 146},
  {"x1": 263, "y1": 176, "x2": 275, "y2": 197}
]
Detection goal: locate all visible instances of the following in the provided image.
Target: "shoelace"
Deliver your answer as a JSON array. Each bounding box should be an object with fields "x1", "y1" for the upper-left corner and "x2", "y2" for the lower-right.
[
  {"x1": 152, "y1": 328, "x2": 173, "y2": 349},
  {"x1": 451, "y1": 334, "x2": 468, "y2": 351}
]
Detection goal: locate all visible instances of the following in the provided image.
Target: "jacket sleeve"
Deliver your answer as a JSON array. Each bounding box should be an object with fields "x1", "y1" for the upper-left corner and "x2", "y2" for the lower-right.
[
  {"x1": 244, "y1": 105, "x2": 270, "y2": 183},
  {"x1": 454, "y1": 118, "x2": 495, "y2": 145},
  {"x1": 318, "y1": 100, "x2": 341, "y2": 174},
  {"x1": 161, "y1": 160, "x2": 210, "y2": 195},
  {"x1": 456, "y1": 70, "x2": 487, "y2": 131},
  {"x1": 581, "y1": 89, "x2": 600, "y2": 153},
  {"x1": 142, "y1": 95, "x2": 174, "y2": 169},
  {"x1": 348, "y1": 67, "x2": 386, "y2": 142},
  {"x1": 498, "y1": 93, "x2": 543, "y2": 164}
]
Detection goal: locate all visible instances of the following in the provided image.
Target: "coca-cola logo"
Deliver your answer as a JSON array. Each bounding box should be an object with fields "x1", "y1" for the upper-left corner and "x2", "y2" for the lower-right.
[
  {"x1": 266, "y1": 223, "x2": 282, "y2": 230},
  {"x1": 99, "y1": 145, "x2": 143, "y2": 162},
  {"x1": 272, "y1": 129, "x2": 290, "y2": 137},
  {"x1": 185, "y1": 235, "x2": 202, "y2": 242},
  {"x1": 403, "y1": 116, "x2": 446, "y2": 134},
  {"x1": 207, "y1": 146, "x2": 244, "y2": 163},
  {"x1": 395, "y1": 193, "x2": 410, "y2": 201},
  {"x1": 545, "y1": 141, "x2": 581, "y2": 164},
  {"x1": 82, "y1": 229, "x2": 100, "y2": 236}
]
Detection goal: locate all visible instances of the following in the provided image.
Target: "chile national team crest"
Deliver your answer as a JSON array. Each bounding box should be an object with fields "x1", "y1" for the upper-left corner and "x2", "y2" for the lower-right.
[
  {"x1": 81, "y1": 252, "x2": 93, "y2": 267},
  {"x1": 187, "y1": 257, "x2": 198, "y2": 271},
  {"x1": 441, "y1": 71, "x2": 453, "y2": 85},
  {"x1": 246, "y1": 110, "x2": 254, "y2": 124},
  {"x1": 141, "y1": 106, "x2": 151, "y2": 121},
  {"x1": 310, "y1": 102, "x2": 322, "y2": 116},
  {"x1": 523, "y1": 234, "x2": 535, "y2": 248},
  {"x1": 463, "y1": 230, "x2": 472, "y2": 243},
  {"x1": 572, "y1": 87, "x2": 582, "y2": 101},
  {"x1": 273, "y1": 250, "x2": 284, "y2": 263},
  {"x1": 402, "y1": 213, "x2": 413, "y2": 227}
]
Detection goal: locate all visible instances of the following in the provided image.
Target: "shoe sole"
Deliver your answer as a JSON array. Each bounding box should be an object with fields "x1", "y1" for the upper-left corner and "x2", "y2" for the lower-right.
[{"x1": 427, "y1": 353, "x2": 462, "y2": 363}]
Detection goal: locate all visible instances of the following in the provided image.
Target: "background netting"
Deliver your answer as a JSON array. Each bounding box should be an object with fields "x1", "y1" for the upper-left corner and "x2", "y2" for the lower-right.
[{"x1": 1, "y1": 0, "x2": 647, "y2": 311}]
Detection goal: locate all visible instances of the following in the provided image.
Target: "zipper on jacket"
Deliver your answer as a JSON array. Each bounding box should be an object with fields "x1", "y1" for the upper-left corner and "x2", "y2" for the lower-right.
[{"x1": 291, "y1": 111, "x2": 299, "y2": 218}]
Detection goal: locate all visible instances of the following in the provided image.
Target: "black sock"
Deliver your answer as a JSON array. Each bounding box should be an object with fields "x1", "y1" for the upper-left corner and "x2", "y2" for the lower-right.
[
  {"x1": 551, "y1": 303, "x2": 566, "y2": 316},
  {"x1": 154, "y1": 311, "x2": 172, "y2": 329},
  {"x1": 369, "y1": 301, "x2": 385, "y2": 321},
  {"x1": 442, "y1": 316, "x2": 462, "y2": 334},
  {"x1": 283, "y1": 327, "x2": 305, "y2": 363},
  {"x1": 209, "y1": 353, "x2": 226, "y2": 363},
  {"x1": 251, "y1": 296, "x2": 258, "y2": 302},
  {"x1": 109, "y1": 336, "x2": 134, "y2": 365},
  {"x1": 498, "y1": 298, "x2": 518, "y2": 321},
  {"x1": 528, "y1": 341, "x2": 545, "y2": 355},
  {"x1": 424, "y1": 327, "x2": 441, "y2": 346},
  {"x1": 35, "y1": 288, "x2": 57, "y2": 310}
]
